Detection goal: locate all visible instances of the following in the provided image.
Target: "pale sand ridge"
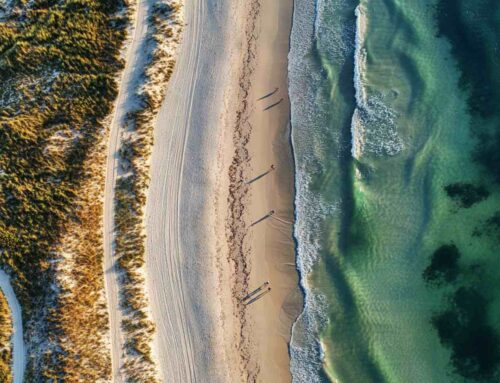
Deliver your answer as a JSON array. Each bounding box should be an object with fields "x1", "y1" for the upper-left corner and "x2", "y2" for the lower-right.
[
  {"x1": 146, "y1": 0, "x2": 231, "y2": 382},
  {"x1": 145, "y1": 0, "x2": 238, "y2": 380}
]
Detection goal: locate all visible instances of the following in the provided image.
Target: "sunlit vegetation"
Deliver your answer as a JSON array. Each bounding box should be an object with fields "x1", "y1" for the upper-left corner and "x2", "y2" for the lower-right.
[
  {"x1": 0, "y1": 0, "x2": 129, "y2": 379},
  {"x1": 114, "y1": 1, "x2": 183, "y2": 381},
  {"x1": 0, "y1": 290, "x2": 12, "y2": 383}
]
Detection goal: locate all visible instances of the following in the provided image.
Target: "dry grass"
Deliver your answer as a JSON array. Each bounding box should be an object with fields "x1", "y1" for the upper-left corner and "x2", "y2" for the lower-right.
[
  {"x1": 0, "y1": 0, "x2": 129, "y2": 380},
  {"x1": 113, "y1": 1, "x2": 184, "y2": 381},
  {"x1": 0, "y1": 290, "x2": 12, "y2": 383}
]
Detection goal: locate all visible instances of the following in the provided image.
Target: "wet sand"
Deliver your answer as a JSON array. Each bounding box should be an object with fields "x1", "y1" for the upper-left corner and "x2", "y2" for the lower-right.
[{"x1": 216, "y1": 0, "x2": 302, "y2": 381}]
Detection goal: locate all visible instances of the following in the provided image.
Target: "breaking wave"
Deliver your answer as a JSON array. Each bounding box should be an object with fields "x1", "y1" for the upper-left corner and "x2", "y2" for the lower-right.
[
  {"x1": 288, "y1": 0, "x2": 348, "y2": 381},
  {"x1": 351, "y1": 5, "x2": 403, "y2": 159}
]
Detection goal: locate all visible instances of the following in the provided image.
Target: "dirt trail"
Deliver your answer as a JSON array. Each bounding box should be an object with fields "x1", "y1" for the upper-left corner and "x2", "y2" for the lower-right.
[
  {"x1": 0, "y1": 269, "x2": 25, "y2": 383},
  {"x1": 103, "y1": 0, "x2": 149, "y2": 380}
]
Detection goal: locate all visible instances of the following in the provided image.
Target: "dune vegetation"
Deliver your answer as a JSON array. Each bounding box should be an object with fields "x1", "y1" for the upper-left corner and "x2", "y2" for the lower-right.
[
  {"x1": 114, "y1": 1, "x2": 183, "y2": 380},
  {"x1": 0, "y1": 0, "x2": 129, "y2": 380},
  {"x1": 0, "y1": 290, "x2": 12, "y2": 383}
]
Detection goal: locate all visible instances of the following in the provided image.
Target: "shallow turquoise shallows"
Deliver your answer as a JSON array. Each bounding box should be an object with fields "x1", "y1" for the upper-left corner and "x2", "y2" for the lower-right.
[{"x1": 289, "y1": 0, "x2": 500, "y2": 382}]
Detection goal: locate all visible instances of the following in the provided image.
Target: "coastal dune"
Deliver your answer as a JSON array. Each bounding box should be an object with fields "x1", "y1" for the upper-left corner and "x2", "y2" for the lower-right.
[{"x1": 103, "y1": 0, "x2": 149, "y2": 380}]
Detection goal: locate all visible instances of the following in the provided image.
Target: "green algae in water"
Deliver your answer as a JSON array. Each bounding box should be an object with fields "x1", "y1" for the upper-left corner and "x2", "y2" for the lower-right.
[
  {"x1": 444, "y1": 183, "x2": 490, "y2": 209},
  {"x1": 422, "y1": 244, "x2": 461, "y2": 286}
]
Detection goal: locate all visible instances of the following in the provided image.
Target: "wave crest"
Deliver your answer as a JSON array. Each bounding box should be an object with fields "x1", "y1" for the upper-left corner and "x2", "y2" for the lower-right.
[{"x1": 351, "y1": 5, "x2": 404, "y2": 159}]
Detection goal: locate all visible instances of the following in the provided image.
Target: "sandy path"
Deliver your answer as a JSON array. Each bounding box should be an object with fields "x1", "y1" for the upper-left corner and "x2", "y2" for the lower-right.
[
  {"x1": 103, "y1": 1, "x2": 149, "y2": 381},
  {"x1": 144, "y1": 0, "x2": 238, "y2": 381},
  {"x1": 0, "y1": 270, "x2": 25, "y2": 383}
]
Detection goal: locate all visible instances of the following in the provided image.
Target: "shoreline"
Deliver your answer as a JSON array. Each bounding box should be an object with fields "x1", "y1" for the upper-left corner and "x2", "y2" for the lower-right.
[{"x1": 217, "y1": 0, "x2": 302, "y2": 380}]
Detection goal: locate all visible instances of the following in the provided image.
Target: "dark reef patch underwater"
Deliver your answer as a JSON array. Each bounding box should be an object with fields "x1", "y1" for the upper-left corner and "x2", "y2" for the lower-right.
[
  {"x1": 444, "y1": 183, "x2": 489, "y2": 209},
  {"x1": 425, "y1": 241, "x2": 500, "y2": 380},
  {"x1": 431, "y1": 0, "x2": 500, "y2": 380},
  {"x1": 436, "y1": 0, "x2": 500, "y2": 182},
  {"x1": 422, "y1": 244, "x2": 460, "y2": 286}
]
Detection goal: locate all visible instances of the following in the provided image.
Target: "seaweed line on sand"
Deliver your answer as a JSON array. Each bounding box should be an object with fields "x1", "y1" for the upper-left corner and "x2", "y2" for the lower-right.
[{"x1": 225, "y1": 0, "x2": 261, "y2": 381}]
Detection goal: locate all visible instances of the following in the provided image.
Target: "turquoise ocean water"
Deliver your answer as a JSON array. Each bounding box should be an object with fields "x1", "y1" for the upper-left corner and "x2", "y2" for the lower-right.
[{"x1": 289, "y1": 1, "x2": 500, "y2": 382}]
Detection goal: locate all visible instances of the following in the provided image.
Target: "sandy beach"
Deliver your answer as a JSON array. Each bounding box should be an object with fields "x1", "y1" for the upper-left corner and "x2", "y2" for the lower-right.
[
  {"x1": 244, "y1": 0, "x2": 303, "y2": 377},
  {"x1": 143, "y1": 0, "x2": 300, "y2": 381},
  {"x1": 145, "y1": 1, "x2": 240, "y2": 380},
  {"x1": 218, "y1": 0, "x2": 302, "y2": 381}
]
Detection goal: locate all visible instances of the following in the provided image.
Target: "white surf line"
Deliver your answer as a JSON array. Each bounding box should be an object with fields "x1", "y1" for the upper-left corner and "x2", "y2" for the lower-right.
[
  {"x1": 103, "y1": 0, "x2": 149, "y2": 381},
  {"x1": 351, "y1": 4, "x2": 367, "y2": 160},
  {"x1": 0, "y1": 269, "x2": 26, "y2": 383}
]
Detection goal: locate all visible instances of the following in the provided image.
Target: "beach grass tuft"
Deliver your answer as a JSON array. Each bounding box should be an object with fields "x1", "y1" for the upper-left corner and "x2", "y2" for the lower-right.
[
  {"x1": 113, "y1": 0, "x2": 184, "y2": 380},
  {"x1": 0, "y1": 0, "x2": 129, "y2": 379}
]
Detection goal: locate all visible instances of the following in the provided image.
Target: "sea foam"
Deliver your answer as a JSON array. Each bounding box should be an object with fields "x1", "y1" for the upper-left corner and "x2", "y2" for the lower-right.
[
  {"x1": 351, "y1": 5, "x2": 404, "y2": 159},
  {"x1": 289, "y1": 1, "x2": 405, "y2": 381},
  {"x1": 288, "y1": 0, "x2": 345, "y2": 381}
]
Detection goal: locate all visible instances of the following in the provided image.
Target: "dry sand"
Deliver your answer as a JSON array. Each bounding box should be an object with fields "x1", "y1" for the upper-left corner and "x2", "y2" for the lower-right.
[
  {"x1": 144, "y1": 0, "x2": 301, "y2": 381},
  {"x1": 145, "y1": 0, "x2": 239, "y2": 381}
]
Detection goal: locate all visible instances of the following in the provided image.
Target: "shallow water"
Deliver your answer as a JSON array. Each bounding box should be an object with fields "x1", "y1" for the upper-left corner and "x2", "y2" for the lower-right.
[{"x1": 289, "y1": 0, "x2": 500, "y2": 382}]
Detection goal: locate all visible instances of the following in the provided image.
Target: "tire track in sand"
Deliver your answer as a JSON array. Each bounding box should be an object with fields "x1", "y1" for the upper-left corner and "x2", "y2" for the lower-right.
[{"x1": 144, "y1": 0, "x2": 205, "y2": 381}]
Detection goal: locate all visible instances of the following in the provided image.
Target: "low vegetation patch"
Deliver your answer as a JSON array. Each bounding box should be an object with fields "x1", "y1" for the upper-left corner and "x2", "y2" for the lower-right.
[
  {"x1": 113, "y1": 1, "x2": 183, "y2": 381},
  {"x1": 0, "y1": 0, "x2": 130, "y2": 379},
  {"x1": 0, "y1": 290, "x2": 12, "y2": 383}
]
